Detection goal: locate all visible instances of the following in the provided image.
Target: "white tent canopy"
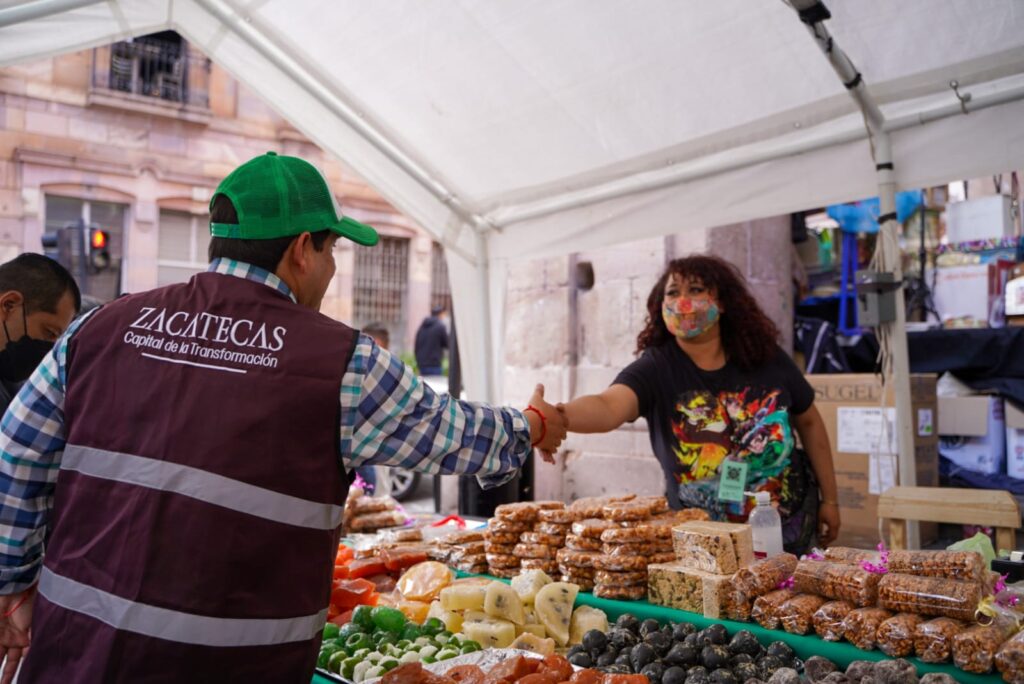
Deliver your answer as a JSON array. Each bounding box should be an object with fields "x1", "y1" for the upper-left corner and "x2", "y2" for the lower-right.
[{"x1": 3, "y1": 0, "x2": 1024, "y2": 403}]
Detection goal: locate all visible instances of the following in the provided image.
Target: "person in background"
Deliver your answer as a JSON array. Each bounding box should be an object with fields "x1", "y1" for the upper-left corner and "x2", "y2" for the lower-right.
[
  {"x1": 556, "y1": 255, "x2": 839, "y2": 555},
  {"x1": 0, "y1": 153, "x2": 566, "y2": 683},
  {"x1": 0, "y1": 253, "x2": 81, "y2": 413},
  {"x1": 414, "y1": 304, "x2": 448, "y2": 376}
]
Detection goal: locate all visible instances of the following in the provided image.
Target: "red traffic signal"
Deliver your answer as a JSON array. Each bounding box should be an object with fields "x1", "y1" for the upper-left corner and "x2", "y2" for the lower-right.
[
  {"x1": 91, "y1": 229, "x2": 108, "y2": 250},
  {"x1": 88, "y1": 228, "x2": 111, "y2": 271}
]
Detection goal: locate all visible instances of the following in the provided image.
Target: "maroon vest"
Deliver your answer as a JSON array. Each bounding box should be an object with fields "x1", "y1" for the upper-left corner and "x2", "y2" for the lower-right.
[{"x1": 21, "y1": 272, "x2": 355, "y2": 683}]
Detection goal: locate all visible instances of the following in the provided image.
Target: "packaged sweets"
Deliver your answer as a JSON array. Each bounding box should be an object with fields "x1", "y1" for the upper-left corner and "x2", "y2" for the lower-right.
[
  {"x1": 792, "y1": 560, "x2": 881, "y2": 607},
  {"x1": 915, "y1": 618, "x2": 965, "y2": 664},
  {"x1": 777, "y1": 593, "x2": 827, "y2": 635},
  {"x1": 752, "y1": 589, "x2": 798, "y2": 630},
  {"x1": 730, "y1": 553, "x2": 798, "y2": 609},
  {"x1": 841, "y1": 607, "x2": 893, "y2": 651},
  {"x1": 876, "y1": 613, "x2": 925, "y2": 658},
  {"x1": 823, "y1": 547, "x2": 882, "y2": 565},
  {"x1": 647, "y1": 562, "x2": 732, "y2": 618},
  {"x1": 954, "y1": 623, "x2": 1015, "y2": 674},
  {"x1": 672, "y1": 521, "x2": 754, "y2": 573},
  {"x1": 877, "y1": 573, "x2": 983, "y2": 621},
  {"x1": 888, "y1": 549, "x2": 987, "y2": 582},
  {"x1": 995, "y1": 628, "x2": 1024, "y2": 683},
  {"x1": 814, "y1": 600, "x2": 854, "y2": 642}
]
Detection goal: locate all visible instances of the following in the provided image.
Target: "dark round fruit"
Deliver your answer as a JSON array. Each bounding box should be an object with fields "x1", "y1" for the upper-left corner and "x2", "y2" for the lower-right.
[
  {"x1": 642, "y1": 662, "x2": 667, "y2": 684},
  {"x1": 757, "y1": 655, "x2": 785, "y2": 679},
  {"x1": 728, "y1": 630, "x2": 761, "y2": 657},
  {"x1": 600, "y1": 665, "x2": 632, "y2": 675},
  {"x1": 631, "y1": 643, "x2": 657, "y2": 672},
  {"x1": 701, "y1": 646, "x2": 731, "y2": 671},
  {"x1": 569, "y1": 652, "x2": 593, "y2": 668},
  {"x1": 734, "y1": 663, "x2": 760, "y2": 682},
  {"x1": 673, "y1": 622, "x2": 697, "y2": 642},
  {"x1": 664, "y1": 666, "x2": 688, "y2": 684},
  {"x1": 683, "y1": 633, "x2": 700, "y2": 649},
  {"x1": 702, "y1": 624, "x2": 729, "y2": 645},
  {"x1": 609, "y1": 628, "x2": 640, "y2": 651},
  {"x1": 665, "y1": 643, "x2": 698, "y2": 667},
  {"x1": 640, "y1": 619, "x2": 662, "y2": 637},
  {"x1": 567, "y1": 645, "x2": 586, "y2": 658},
  {"x1": 596, "y1": 652, "x2": 619, "y2": 668},
  {"x1": 731, "y1": 654, "x2": 754, "y2": 666},
  {"x1": 615, "y1": 652, "x2": 633, "y2": 669},
  {"x1": 765, "y1": 642, "x2": 794, "y2": 665},
  {"x1": 710, "y1": 671, "x2": 738, "y2": 684},
  {"x1": 617, "y1": 614, "x2": 641, "y2": 633},
  {"x1": 583, "y1": 630, "x2": 608, "y2": 652},
  {"x1": 645, "y1": 631, "x2": 673, "y2": 657},
  {"x1": 685, "y1": 669, "x2": 710, "y2": 684}
]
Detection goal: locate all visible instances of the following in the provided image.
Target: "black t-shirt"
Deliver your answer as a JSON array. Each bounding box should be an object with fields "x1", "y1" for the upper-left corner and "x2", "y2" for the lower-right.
[{"x1": 614, "y1": 340, "x2": 815, "y2": 517}]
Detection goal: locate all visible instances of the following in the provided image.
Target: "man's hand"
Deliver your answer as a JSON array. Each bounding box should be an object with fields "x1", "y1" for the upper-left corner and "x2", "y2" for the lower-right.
[
  {"x1": 818, "y1": 502, "x2": 841, "y2": 547},
  {"x1": 525, "y1": 384, "x2": 568, "y2": 463},
  {"x1": 0, "y1": 587, "x2": 33, "y2": 684}
]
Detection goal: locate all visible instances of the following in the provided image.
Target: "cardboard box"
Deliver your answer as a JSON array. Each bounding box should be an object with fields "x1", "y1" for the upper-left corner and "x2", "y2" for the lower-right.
[
  {"x1": 807, "y1": 374, "x2": 938, "y2": 548},
  {"x1": 946, "y1": 195, "x2": 1015, "y2": 243},
  {"x1": 1006, "y1": 401, "x2": 1024, "y2": 480},
  {"x1": 938, "y1": 396, "x2": 1005, "y2": 475}
]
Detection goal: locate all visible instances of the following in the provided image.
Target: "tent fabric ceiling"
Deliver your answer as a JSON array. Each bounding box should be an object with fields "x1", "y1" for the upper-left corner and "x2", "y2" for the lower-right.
[{"x1": 2, "y1": 0, "x2": 1024, "y2": 401}]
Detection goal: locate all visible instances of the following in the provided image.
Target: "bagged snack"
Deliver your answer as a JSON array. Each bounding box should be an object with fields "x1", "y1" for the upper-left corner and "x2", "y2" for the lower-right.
[
  {"x1": 792, "y1": 560, "x2": 881, "y2": 607},
  {"x1": 915, "y1": 617, "x2": 964, "y2": 664},
  {"x1": 647, "y1": 562, "x2": 732, "y2": 618},
  {"x1": 823, "y1": 546, "x2": 882, "y2": 565},
  {"x1": 888, "y1": 549, "x2": 987, "y2": 582},
  {"x1": 778, "y1": 593, "x2": 827, "y2": 635},
  {"x1": 814, "y1": 600, "x2": 854, "y2": 642},
  {"x1": 955, "y1": 622, "x2": 1015, "y2": 674},
  {"x1": 878, "y1": 573, "x2": 983, "y2": 621},
  {"x1": 876, "y1": 613, "x2": 925, "y2": 658},
  {"x1": 841, "y1": 607, "x2": 893, "y2": 650},
  {"x1": 730, "y1": 553, "x2": 798, "y2": 609},
  {"x1": 996, "y1": 628, "x2": 1024, "y2": 683},
  {"x1": 752, "y1": 589, "x2": 798, "y2": 630}
]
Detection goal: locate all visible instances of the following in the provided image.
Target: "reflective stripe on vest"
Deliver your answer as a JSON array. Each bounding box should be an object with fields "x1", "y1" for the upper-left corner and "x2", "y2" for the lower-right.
[
  {"x1": 62, "y1": 444, "x2": 344, "y2": 530},
  {"x1": 38, "y1": 567, "x2": 328, "y2": 646}
]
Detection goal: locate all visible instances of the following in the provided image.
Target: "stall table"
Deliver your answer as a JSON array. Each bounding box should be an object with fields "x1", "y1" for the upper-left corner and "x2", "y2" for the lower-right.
[{"x1": 313, "y1": 572, "x2": 1005, "y2": 684}]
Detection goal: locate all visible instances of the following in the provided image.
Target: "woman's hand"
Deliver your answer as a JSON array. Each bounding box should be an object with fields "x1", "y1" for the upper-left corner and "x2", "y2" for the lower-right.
[{"x1": 818, "y1": 501, "x2": 840, "y2": 547}]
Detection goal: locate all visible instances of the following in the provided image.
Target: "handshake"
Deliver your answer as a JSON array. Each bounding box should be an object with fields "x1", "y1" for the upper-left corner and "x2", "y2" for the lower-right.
[{"x1": 524, "y1": 384, "x2": 569, "y2": 464}]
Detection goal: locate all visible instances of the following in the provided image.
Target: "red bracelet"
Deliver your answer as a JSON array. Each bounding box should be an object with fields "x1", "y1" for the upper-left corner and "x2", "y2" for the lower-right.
[
  {"x1": 3, "y1": 585, "x2": 33, "y2": 618},
  {"x1": 524, "y1": 405, "x2": 547, "y2": 447}
]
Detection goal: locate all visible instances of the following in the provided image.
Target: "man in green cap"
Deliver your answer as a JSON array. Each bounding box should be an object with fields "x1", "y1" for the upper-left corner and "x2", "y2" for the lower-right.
[{"x1": 0, "y1": 152, "x2": 566, "y2": 683}]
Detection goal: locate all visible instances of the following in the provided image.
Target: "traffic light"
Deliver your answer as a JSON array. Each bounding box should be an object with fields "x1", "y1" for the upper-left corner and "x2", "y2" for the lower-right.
[{"x1": 88, "y1": 228, "x2": 111, "y2": 272}]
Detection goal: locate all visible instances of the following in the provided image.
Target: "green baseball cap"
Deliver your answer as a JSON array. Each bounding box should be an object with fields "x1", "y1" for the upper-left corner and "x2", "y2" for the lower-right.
[{"x1": 210, "y1": 152, "x2": 378, "y2": 246}]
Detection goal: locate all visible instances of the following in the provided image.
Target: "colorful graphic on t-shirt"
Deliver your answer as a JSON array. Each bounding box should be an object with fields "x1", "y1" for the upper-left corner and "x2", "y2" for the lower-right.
[{"x1": 672, "y1": 388, "x2": 794, "y2": 518}]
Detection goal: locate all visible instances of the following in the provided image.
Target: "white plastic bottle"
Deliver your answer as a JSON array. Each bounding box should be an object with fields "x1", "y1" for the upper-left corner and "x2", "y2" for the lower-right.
[{"x1": 747, "y1": 491, "x2": 784, "y2": 559}]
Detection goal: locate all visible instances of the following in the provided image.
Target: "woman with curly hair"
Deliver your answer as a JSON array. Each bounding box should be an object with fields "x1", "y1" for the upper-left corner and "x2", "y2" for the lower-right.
[{"x1": 557, "y1": 255, "x2": 839, "y2": 552}]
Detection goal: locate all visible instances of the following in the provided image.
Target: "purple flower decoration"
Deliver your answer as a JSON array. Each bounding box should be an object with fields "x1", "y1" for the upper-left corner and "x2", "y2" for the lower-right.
[
  {"x1": 777, "y1": 576, "x2": 795, "y2": 590},
  {"x1": 860, "y1": 542, "x2": 889, "y2": 575}
]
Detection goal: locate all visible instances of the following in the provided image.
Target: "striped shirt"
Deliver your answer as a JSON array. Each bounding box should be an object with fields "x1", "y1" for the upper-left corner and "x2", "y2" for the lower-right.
[{"x1": 0, "y1": 259, "x2": 531, "y2": 593}]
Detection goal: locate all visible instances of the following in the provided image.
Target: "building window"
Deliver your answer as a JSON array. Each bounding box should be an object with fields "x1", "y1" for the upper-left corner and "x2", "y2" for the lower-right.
[
  {"x1": 353, "y1": 236, "x2": 409, "y2": 339},
  {"x1": 94, "y1": 31, "x2": 210, "y2": 109},
  {"x1": 43, "y1": 195, "x2": 126, "y2": 301},
  {"x1": 157, "y1": 211, "x2": 210, "y2": 286},
  {"x1": 431, "y1": 242, "x2": 452, "y2": 314}
]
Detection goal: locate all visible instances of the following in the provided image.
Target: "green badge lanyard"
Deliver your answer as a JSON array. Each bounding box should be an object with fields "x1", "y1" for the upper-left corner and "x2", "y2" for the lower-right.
[{"x1": 716, "y1": 457, "x2": 749, "y2": 503}]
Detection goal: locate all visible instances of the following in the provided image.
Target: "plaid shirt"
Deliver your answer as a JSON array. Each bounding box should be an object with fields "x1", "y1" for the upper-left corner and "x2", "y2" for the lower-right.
[{"x1": 0, "y1": 259, "x2": 530, "y2": 593}]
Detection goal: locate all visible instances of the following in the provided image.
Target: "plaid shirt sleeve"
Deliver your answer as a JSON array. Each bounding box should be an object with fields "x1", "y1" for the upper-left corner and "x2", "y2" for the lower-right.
[
  {"x1": 0, "y1": 311, "x2": 94, "y2": 595},
  {"x1": 340, "y1": 334, "x2": 532, "y2": 490}
]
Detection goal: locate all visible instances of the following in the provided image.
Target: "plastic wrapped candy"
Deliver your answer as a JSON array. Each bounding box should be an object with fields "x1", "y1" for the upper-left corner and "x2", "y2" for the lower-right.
[
  {"x1": 729, "y1": 553, "x2": 798, "y2": 619},
  {"x1": 888, "y1": 549, "x2": 987, "y2": 583},
  {"x1": 914, "y1": 617, "x2": 965, "y2": 664},
  {"x1": 823, "y1": 547, "x2": 882, "y2": 565},
  {"x1": 995, "y1": 628, "x2": 1024, "y2": 683},
  {"x1": 876, "y1": 613, "x2": 925, "y2": 658},
  {"x1": 792, "y1": 560, "x2": 881, "y2": 607},
  {"x1": 813, "y1": 600, "x2": 854, "y2": 642},
  {"x1": 878, "y1": 573, "x2": 983, "y2": 621},
  {"x1": 777, "y1": 593, "x2": 827, "y2": 635},
  {"x1": 954, "y1": 623, "x2": 1015, "y2": 674},
  {"x1": 752, "y1": 589, "x2": 798, "y2": 630},
  {"x1": 841, "y1": 607, "x2": 893, "y2": 651}
]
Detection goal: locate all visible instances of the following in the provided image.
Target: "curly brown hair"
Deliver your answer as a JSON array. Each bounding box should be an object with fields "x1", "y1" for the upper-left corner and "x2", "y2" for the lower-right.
[{"x1": 636, "y1": 255, "x2": 780, "y2": 369}]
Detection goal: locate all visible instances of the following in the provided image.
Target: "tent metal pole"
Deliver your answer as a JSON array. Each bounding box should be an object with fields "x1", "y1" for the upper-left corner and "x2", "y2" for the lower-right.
[
  {"x1": 475, "y1": 231, "x2": 496, "y2": 403},
  {"x1": 490, "y1": 79, "x2": 1024, "y2": 230},
  {"x1": 789, "y1": 1, "x2": 920, "y2": 547},
  {"x1": 0, "y1": 0, "x2": 102, "y2": 29}
]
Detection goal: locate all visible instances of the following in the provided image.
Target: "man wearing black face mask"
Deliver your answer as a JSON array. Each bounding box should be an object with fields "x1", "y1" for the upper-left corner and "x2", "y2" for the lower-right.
[{"x1": 0, "y1": 254, "x2": 81, "y2": 413}]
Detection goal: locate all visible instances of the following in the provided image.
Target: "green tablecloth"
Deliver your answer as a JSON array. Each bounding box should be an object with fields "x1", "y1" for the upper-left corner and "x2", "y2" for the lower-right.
[{"x1": 312, "y1": 572, "x2": 1004, "y2": 684}]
